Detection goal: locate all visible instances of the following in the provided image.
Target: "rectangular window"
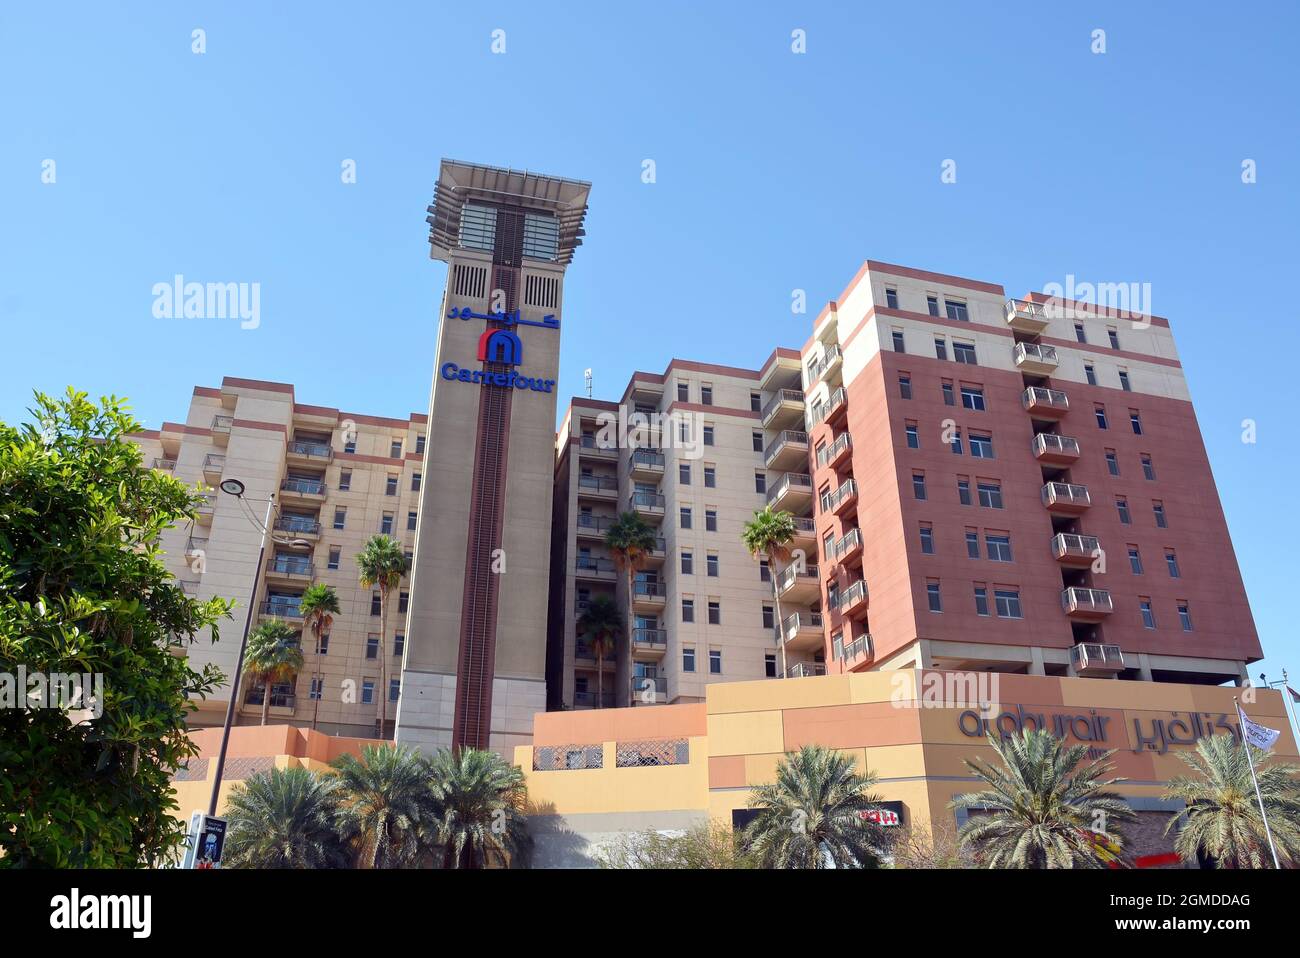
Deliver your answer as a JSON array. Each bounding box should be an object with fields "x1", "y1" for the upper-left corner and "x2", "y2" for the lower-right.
[
  {"x1": 1095, "y1": 405, "x2": 1108, "y2": 429},
  {"x1": 974, "y1": 586, "x2": 990, "y2": 616},
  {"x1": 681, "y1": 551, "x2": 693, "y2": 575},
  {"x1": 705, "y1": 510, "x2": 718, "y2": 532},
  {"x1": 927, "y1": 295, "x2": 940, "y2": 317},
  {"x1": 765, "y1": 654, "x2": 777, "y2": 678},
  {"x1": 1153, "y1": 501, "x2": 1167, "y2": 528},
  {"x1": 1108, "y1": 328, "x2": 1121, "y2": 349},
  {"x1": 934, "y1": 337, "x2": 948, "y2": 361},
  {"x1": 960, "y1": 385, "x2": 985, "y2": 411},
  {"x1": 885, "y1": 287, "x2": 899, "y2": 309},
  {"x1": 1178, "y1": 602, "x2": 1193, "y2": 632},
  {"x1": 994, "y1": 589, "x2": 1022, "y2": 619},
  {"x1": 385, "y1": 476, "x2": 398, "y2": 496},
  {"x1": 1106, "y1": 450, "x2": 1120, "y2": 476},
  {"x1": 752, "y1": 431, "x2": 763, "y2": 452},
  {"x1": 327, "y1": 546, "x2": 341, "y2": 570},
  {"x1": 380, "y1": 513, "x2": 394, "y2": 535},
  {"x1": 680, "y1": 507, "x2": 692, "y2": 529},
  {"x1": 709, "y1": 649, "x2": 722, "y2": 674},
  {"x1": 703, "y1": 425, "x2": 715, "y2": 446},
  {"x1": 927, "y1": 581, "x2": 943, "y2": 613},
  {"x1": 415, "y1": 435, "x2": 425, "y2": 454},
  {"x1": 389, "y1": 678, "x2": 401, "y2": 703},
  {"x1": 760, "y1": 558, "x2": 771, "y2": 583},
  {"x1": 677, "y1": 382, "x2": 689, "y2": 402},
  {"x1": 1140, "y1": 599, "x2": 1156, "y2": 629},
  {"x1": 317, "y1": 633, "x2": 329, "y2": 655},
  {"x1": 1074, "y1": 323, "x2": 1087, "y2": 343},
  {"x1": 333, "y1": 507, "x2": 346, "y2": 530},
  {"x1": 1165, "y1": 550, "x2": 1180, "y2": 577},
  {"x1": 754, "y1": 472, "x2": 766, "y2": 494},
  {"x1": 344, "y1": 438, "x2": 356, "y2": 454},
  {"x1": 968, "y1": 433, "x2": 994, "y2": 459},
  {"x1": 1119, "y1": 370, "x2": 1132, "y2": 392},
  {"x1": 892, "y1": 330, "x2": 906, "y2": 353},
  {"x1": 919, "y1": 524, "x2": 935, "y2": 555},
  {"x1": 1085, "y1": 364, "x2": 1097, "y2": 386},
  {"x1": 750, "y1": 392, "x2": 762, "y2": 413},
  {"x1": 1141, "y1": 454, "x2": 1156, "y2": 480},
  {"x1": 977, "y1": 482, "x2": 1002, "y2": 509},
  {"x1": 941, "y1": 381, "x2": 955, "y2": 406},
  {"x1": 706, "y1": 553, "x2": 719, "y2": 577},
  {"x1": 899, "y1": 374, "x2": 912, "y2": 399},
  {"x1": 407, "y1": 510, "x2": 418, "y2": 531},
  {"x1": 309, "y1": 678, "x2": 322, "y2": 701},
  {"x1": 393, "y1": 634, "x2": 405, "y2": 657},
  {"x1": 338, "y1": 469, "x2": 352, "y2": 491},
  {"x1": 761, "y1": 605, "x2": 774, "y2": 630},
  {"x1": 682, "y1": 599, "x2": 695, "y2": 623},
  {"x1": 679, "y1": 463, "x2": 691, "y2": 485},
  {"x1": 957, "y1": 478, "x2": 971, "y2": 506},
  {"x1": 411, "y1": 473, "x2": 421, "y2": 492},
  {"x1": 1129, "y1": 410, "x2": 1143, "y2": 435},
  {"x1": 905, "y1": 423, "x2": 919, "y2": 449},
  {"x1": 398, "y1": 591, "x2": 409, "y2": 614},
  {"x1": 708, "y1": 601, "x2": 721, "y2": 625},
  {"x1": 1116, "y1": 498, "x2": 1131, "y2": 524},
  {"x1": 953, "y1": 342, "x2": 977, "y2": 365},
  {"x1": 913, "y1": 472, "x2": 927, "y2": 500},
  {"x1": 965, "y1": 530, "x2": 980, "y2": 559},
  {"x1": 945, "y1": 299, "x2": 970, "y2": 323},
  {"x1": 1128, "y1": 547, "x2": 1143, "y2": 574},
  {"x1": 986, "y1": 534, "x2": 1013, "y2": 562},
  {"x1": 701, "y1": 385, "x2": 714, "y2": 406},
  {"x1": 361, "y1": 680, "x2": 375, "y2": 705},
  {"x1": 950, "y1": 428, "x2": 963, "y2": 455},
  {"x1": 390, "y1": 440, "x2": 403, "y2": 458},
  {"x1": 366, "y1": 635, "x2": 379, "y2": 659},
  {"x1": 683, "y1": 647, "x2": 696, "y2": 672}
]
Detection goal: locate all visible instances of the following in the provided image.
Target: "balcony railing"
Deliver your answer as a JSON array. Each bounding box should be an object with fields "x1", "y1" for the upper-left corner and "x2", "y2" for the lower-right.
[
  {"x1": 1041, "y1": 482, "x2": 1091, "y2": 510},
  {"x1": 1051, "y1": 533, "x2": 1100, "y2": 562},
  {"x1": 791, "y1": 516, "x2": 816, "y2": 538},
  {"x1": 806, "y1": 344, "x2": 843, "y2": 383},
  {"x1": 783, "y1": 611, "x2": 823, "y2": 637},
  {"x1": 275, "y1": 516, "x2": 321, "y2": 536},
  {"x1": 777, "y1": 564, "x2": 819, "y2": 592},
  {"x1": 1032, "y1": 433, "x2": 1080, "y2": 458},
  {"x1": 786, "y1": 663, "x2": 827, "y2": 678},
  {"x1": 244, "y1": 689, "x2": 296, "y2": 709},
  {"x1": 195, "y1": 493, "x2": 216, "y2": 512},
  {"x1": 628, "y1": 449, "x2": 665, "y2": 471},
  {"x1": 1070, "y1": 642, "x2": 1124, "y2": 672},
  {"x1": 761, "y1": 389, "x2": 805, "y2": 424},
  {"x1": 840, "y1": 634, "x2": 873, "y2": 662},
  {"x1": 1013, "y1": 342, "x2": 1058, "y2": 367},
  {"x1": 833, "y1": 528, "x2": 863, "y2": 562},
  {"x1": 633, "y1": 581, "x2": 666, "y2": 599},
  {"x1": 152, "y1": 457, "x2": 176, "y2": 471},
  {"x1": 632, "y1": 628, "x2": 667, "y2": 646},
  {"x1": 1005, "y1": 298, "x2": 1050, "y2": 329},
  {"x1": 575, "y1": 556, "x2": 616, "y2": 575},
  {"x1": 574, "y1": 690, "x2": 615, "y2": 708},
  {"x1": 579, "y1": 435, "x2": 617, "y2": 454},
  {"x1": 764, "y1": 430, "x2": 809, "y2": 464},
  {"x1": 1022, "y1": 386, "x2": 1069, "y2": 414},
  {"x1": 767, "y1": 472, "x2": 812, "y2": 505},
  {"x1": 288, "y1": 440, "x2": 332, "y2": 459},
  {"x1": 822, "y1": 479, "x2": 858, "y2": 514},
  {"x1": 629, "y1": 491, "x2": 666, "y2": 510},
  {"x1": 261, "y1": 600, "x2": 304, "y2": 618},
  {"x1": 807, "y1": 387, "x2": 847, "y2": 428},
  {"x1": 281, "y1": 477, "x2": 326, "y2": 496},
  {"x1": 578, "y1": 475, "x2": 619, "y2": 494},
  {"x1": 1061, "y1": 587, "x2": 1114, "y2": 616},
  {"x1": 211, "y1": 415, "x2": 234, "y2": 431},
  {"x1": 632, "y1": 675, "x2": 668, "y2": 695},
  {"x1": 816, "y1": 431, "x2": 852, "y2": 469},
  {"x1": 270, "y1": 556, "x2": 314, "y2": 577},
  {"x1": 839, "y1": 579, "x2": 868, "y2": 612},
  {"x1": 202, "y1": 454, "x2": 226, "y2": 473},
  {"x1": 576, "y1": 514, "x2": 615, "y2": 535}
]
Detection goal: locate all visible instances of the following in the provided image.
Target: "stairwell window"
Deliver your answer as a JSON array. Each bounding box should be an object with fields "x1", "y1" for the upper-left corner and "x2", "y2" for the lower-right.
[
  {"x1": 1129, "y1": 410, "x2": 1143, "y2": 435},
  {"x1": 885, "y1": 287, "x2": 899, "y2": 309},
  {"x1": 913, "y1": 472, "x2": 927, "y2": 500},
  {"x1": 1106, "y1": 450, "x2": 1120, "y2": 476},
  {"x1": 1142, "y1": 454, "x2": 1156, "y2": 480},
  {"x1": 966, "y1": 531, "x2": 980, "y2": 558},
  {"x1": 1153, "y1": 501, "x2": 1168, "y2": 528},
  {"x1": 1074, "y1": 323, "x2": 1087, "y2": 343},
  {"x1": 1165, "y1": 550, "x2": 1180, "y2": 578},
  {"x1": 1178, "y1": 602, "x2": 1194, "y2": 632},
  {"x1": 1095, "y1": 405, "x2": 1108, "y2": 429},
  {"x1": 1116, "y1": 498, "x2": 1132, "y2": 524},
  {"x1": 927, "y1": 295, "x2": 940, "y2": 317},
  {"x1": 892, "y1": 330, "x2": 906, "y2": 353},
  {"x1": 919, "y1": 523, "x2": 935, "y2": 555},
  {"x1": 899, "y1": 374, "x2": 912, "y2": 399},
  {"x1": 935, "y1": 337, "x2": 948, "y2": 361},
  {"x1": 1140, "y1": 599, "x2": 1156, "y2": 629},
  {"x1": 906, "y1": 422, "x2": 920, "y2": 449},
  {"x1": 1085, "y1": 365, "x2": 1097, "y2": 386},
  {"x1": 1128, "y1": 547, "x2": 1143, "y2": 574},
  {"x1": 927, "y1": 581, "x2": 943, "y2": 613}
]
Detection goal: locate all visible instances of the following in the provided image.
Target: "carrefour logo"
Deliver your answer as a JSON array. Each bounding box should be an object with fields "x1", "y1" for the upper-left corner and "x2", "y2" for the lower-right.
[{"x1": 441, "y1": 306, "x2": 558, "y2": 394}]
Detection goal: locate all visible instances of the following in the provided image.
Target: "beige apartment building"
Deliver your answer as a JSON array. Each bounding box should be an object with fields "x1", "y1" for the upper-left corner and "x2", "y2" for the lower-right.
[{"x1": 130, "y1": 378, "x2": 427, "y2": 737}]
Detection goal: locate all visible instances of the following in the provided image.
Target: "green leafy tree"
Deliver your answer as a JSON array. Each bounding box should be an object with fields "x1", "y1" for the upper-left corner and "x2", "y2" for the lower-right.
[
  {"x1": 331, "y1": 744, "x2": 434, "y2": 868},
  {"x1": 575, "y1": 593, "x2": 622, "y2": 709},
  {"x1": 604, "y1": 511, "x2": 657, "y2": 706},
  {"x1": 743, "y1": 745, "x2": 886, "y2": 868},
  {"x1": 598, "y1": 820, "x2": 758, "y2": 869},
  {"x1": 951, "y1": 729, "x2": 1136, "y2": 868},
  {"x1": 741, "y1": 505, "x2": 797, "y2": 678},
  {"x1": 427, "y1": 747, "x2": 532, "y2": 868},
  {"x1": 1163, "y1": 734, "x2": 1300, "y2": 869},
  {"x1": 0, "y1": 389, "x2": 231, "y2": 867},
  {"x1": 224, "y1": 765, "x2": 349, "y2": 869},
  {"x1": 297, "y1": 583, "x2": 339, "y2": 730},
  {"x1": 242, "y1": 620, "x2": 304, "y2": 726},
  {"x1": 355, "y1": 535, "x2": 408, "y2": 737}
]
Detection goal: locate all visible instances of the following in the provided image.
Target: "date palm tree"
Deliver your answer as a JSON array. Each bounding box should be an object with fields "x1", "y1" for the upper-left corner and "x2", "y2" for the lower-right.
[
  {"x1": 224, "y1": 766, "x2": 349, "y2": 869},
  {"x1": 1163, "y1": 733, "x2": 1300, "y2": 868},
  {"x1": 242, "y1": 620, "x2": 304, "y2": 726},
  {"x1": 427, "y1": 747, "x2": 532, "y2": 868},
  {"x1": 743, "y1": 745, "x2": 886, "y2": 868},
  {"x1": 331, "y1": 744, "x2": 435, "y2": 868},
  {"x1": 576, "y1": 593, "x2": 622, "y2": 708},
  {"x1": 741, "y1": 505, "x2": 797, "y2": 678},
  {"x1": 950, "y1": 729, "x2": 1136, "y2": 868},
  {"x1": 356, "y1": 535, "x2": 408, "y2": 738},
  {"x1": 298, "y1": 583, "x2": 340, "y2": 731},
  {"x1": 605, "y1": 511, "x2": 658, "y2": 706}
]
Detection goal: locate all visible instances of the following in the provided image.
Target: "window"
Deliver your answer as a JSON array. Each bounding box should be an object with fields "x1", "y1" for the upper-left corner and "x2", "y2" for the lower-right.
[
  {"x1": 1129, "y1": 410, "x2": 1143, "y2": 435},
  {"x1": 1141, "y1": 454, "x2": 1156, "y2": 480},
  {"x1": 681, "y1": 551, "x2": 693, "y2": 575},
  {"x1": 975, "y1": 481, "x2": 1001, "y2": 509},
  {"x1": 411, "y1": 472, "x2": 421, "y2": 492},
  {"x1": 986, "y1": 534, "x2": 1013, "y2": 562},
  {"x1": 708, "y1": 601, "x2": 721, "y2": 625},
  {"x1": 361, "y1": 680, "x2": 375, "y2": 705},
  {"x1": 393, "y1": 634, "x2": 404, "y2": 657},
  {"x1": 338, "y1": 469, "x2": 352, "y2": 491},
  {"x1": 950, "y1": 428, "x2": 963, "y2": 455},
  {"x1": 760, "y1": 558, "x2": 771, "y2": 582},
  {"x1": 1094, "y1": 405, "x2": 1108, "y2": 429},
  {"x1": 754, "y1": 472, "x2": 765, "y2": 494},
  {"x1": 705, "y1": 510, "x2": 718, "y2": 532},
  {"x1": 369, "y1": 592, "x2": 382, "y2": 615},
  {"x1": 677, "y1": 382, "x2": 689, "y2": 402},
  {"x1": 703, "y1": 425, "x2": 715, "y2": 446},
  {"x1": 752, "y1": 431, "x2": 763, "y2": 452},
  {"x1": 1074, "y1": 323, "x2": 1087, "y2": 343},
  {"x1": 969, "y1": 433, "x2": 994, "y2": 459},
  {"x1": 380, "y1": 513, "x2": 394, "y2": 535},
  {"x1": 385, "y1": 476, "x2": 398, "y2": 496},
  {"x1": 941, "y1": 381, "x2": 955, "y2": 406},
  {"x1": 750, "y1": 392, "x2": 762, "y2": 413},
  {"x1": 927, "y1": 295, "x2": 940, "y2": 317},
  {"x1": 407, "y1": 510, "x2": 418, "y2": 531},
  {"x1": 927, "y1": 581, "x2": 943, "y2": 613},
  {"x1": 1116, "y1": 498, "x2": 1132, "y2": 524},
  {"x1": 919, "y1": 524, "x2": 935, "y2": 555},
  {"x1": 765, "y1": 654, "x2": 777, "y2": 678},
  {"x1": 679, "y1": 463, "x2": 691, "y2": 485},
  {"x1": 1153, "y1": 501, "x2": 1167, "y2": 528},
  {"x1": 761, "y1": 605, "x2": 774, "y2": 630},
  {"x1": 706, "y1": 554, "x2": 719, "y2": 577},
  {"x1": 953, "y1": 342, "x2": 977, "y2": 365},
  {"x1": 701, "y1": 385, "x2": 714, "y2": 406},
  {"x1": 905, "y1": 423, "x2": 920, "y2": 449},
  {"x1": 1085, "y1": 364, "x2": 1097, "y2": 386},
  {"x1": 831, "y1": 632, "x2": 844, "y2": 660},
  {"x1": 1128, "y1": 547, "x2": 1143, "y2": 574},
  {"x1": 945, "y1": 299, "x2": 969, "y2": 323},
  {"x1": 344, "y1": 438, "x2": 356, "y2": 454},
  {"x1": 333, "y1": 507, "x2": 346, "y2": 530},
  {"x1": 327, "y1": 546, "x2": 341, "y2": 570},
  {"x1": 398, "y1": 591, "x2": 409, "y2": 613},
  {"x1": 682, "y1": 647, "x2": 696, "y2": 672},
  {"x1": 415, "y1": 435, "x2": 425, "y2": 454},
  {"x1": 680, "y1": 507, "x2": 692, "y2": 529},
  {"x1": 1108, "y1": 328, "x2": 1120, "y2": 349},
  {"x1": 1119, "y1": 370, "x2": 1132, "y2": 392},
  {"x1": 682, "y1": 599, "x2": 695, "y2": 623},
  {"x1": 316, "y1": 633, "x2": 329, "y2": 655},
  {"x1": 885, "y1": 287, "x2": 899, "y2": 309},
  {"x1": 892, "y1": 330, "x2": 906, "y2": 353},
  {"x1": 1178, "y1": 602, "x2": 1194, "y2": 632},
  {"x1": 960, "y1": 385, "x2": 985, "y2": 411},
  {"x1": 974, "y1": 586, "x2": 990, "y2": 616},
  {"x1": 934, "y1": 337, "x2": 948, "y2": 361},
  {"x1": 709, "y1": 649, "x2": 722, "y2": 674},
  {"x1": 1140, "y1": 599, "x2": 1156, "y2": 629},
  {"x1": 1165, "y1": 550, "x2": 1180, "y2": 578},
  {"x1": 1105, "y1": 450, "x2": 1120, "y2": 476},
  {"x1": 366, "y1": 636, "x2": 380, "y2": 659},
  {"x1": 994, "y1": 589, "x2": 1022, "y2": 618},
  {"x1": 390, "y1": 440, "x2": 403, "y2": 458},
  {"x1": 965, "y1": 531, "x2": 980, "y2": 559},
  {"x1": 957, "y1": 478, "x2": 971, "y2": 505},
  {"x1": 309, "y1": 678, "x2": 322, "y2": 701},
  {"x1": 389, "y1": 678, "x2": 401, "y2": 703},
  {"x1": 899, "y1": 374, "x2": 912, "y2": 399},
  {"x1": 913, "y1": 472, "x2": 927, "y2": 500}
]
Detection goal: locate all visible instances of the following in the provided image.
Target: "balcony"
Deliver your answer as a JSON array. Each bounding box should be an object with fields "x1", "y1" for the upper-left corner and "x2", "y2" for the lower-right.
[
  {"x1": 1041, "y1": 482, "x2": 1091, "y2": 515},
  {"x1": 628, "y1": 448, "x2": 666, "y2": 480},
  {"x1": 838, "y1": 579, "x2": 869, "y2": 619},
  {"x1": 840, "y1": 633, "x2": 874, "y2": 666},
  {"x1": 152, "y1": 457, "x2": 176, "y2": 471},
  {"x1": 267, "y1": 555, "x2": 314, "y2": 585},
  {"x1": 1021, "y1": 386, "x2": 1069, "y2": 420},
  {"x1": 575, "y1": 513, "x2": 615, "y2": 539},
  {"x1": 1031, "y1": 433, "x2": 1081, "y2": 466},
  {"x1": 833, "y1": 527, "x2": 864, "y2": 565},
  {"x1": 764, "y1": 430, "x2": 810, "y2": 471},
  {"x1": 280, "y1": 476, "x2": 327, "y2": 503},
  {"x1": 1013, "y1": 342, "x2": 1059, "y2": 375},
  {"x1": 1061, "y1": 587, "x2": 1114, "y2": 622},
  {"x1": 260, "y1": 600, "x2": 305, "y2": 623},
  {"x1": 823, "y1": 479, "x2": 859, "y2": 518},
  {"x1": 574, "y1": 641, "x2": 615, "y2": 668},
  {"x1": 816, "y1": 432, "x2": 852, "y2": 471},
  {"x1": 578, "y1": 475, "x2": 619, "y2": 500},
  {"x1": 242, "y1": 688, "x2": 297, "y2": 716},
  {"x1": 1051, "y1": 533, "x2": 1100, "y2": 568},
  {"x1": 211, "y1": 414, "x2": 234, "y2": 446},
  {"x1": 275, "y1": 516, "x2": 322, "y2": 540},
  {"x1": 1070, "y1": 642, "x2": 1124, "y2": 676},
  {"x1": 1005, "y1": 298, "x2": 1050, "y2": 334},
  {"x1": 806, "y1": 344, "x2": 843, "y2": 385},
  {"x1": 760, "y1": 353, "x2": 804, "y2": 392},
  {"x1": 201, "y1": 454, "x2": 226, "y2": 483},
  {"x1": 575, "y1": 556, "x2": 617, "y2": 582},
  {"x1": 573, "y1": 690, "x2": 616, "y2": 709},
  {"x1": 806, "y1": 386, "x2": 848, "y2": 429},
  {"x1": 632, "y1": 628, "x2": 668, "y2": 659},
  {"x1": 631, "y1": 580, "x2": 667, "y2": 610},
  {"x1": 767, "y1": 472, "x2": 813, "y2": 512},
  {"x1": 776, "y1": 563, "x2": 820, "y2": 602},
  {"x1": 287, "y1": 440, "x2": 333, "y2": 464},
  {"x1": 791, "y1": 516, "x2": 817, "y2": 548},
  {"x1": 644, "y1": 537, "x2": 667, "y2": 564},
  {"x1": 628, "y1": 491, "x2": 666, "y2": 522},
  {"x1": 786, "y1": 662, "x2": 827, "y2": 679},
  {"x1": 782, "y1": 612, "x2": 824, "y2": 653},
  {"x1": 632, "y1": 674, "x2": 668, "y2": 703},
  {"x1": 761, "y1": 389, "x2": 806, "y2": 430},
  {"x1": 578, "y1": 435, "x2": 618, "y2": 460},
  {"x1": 195, "y1": 493, "x2": 216, "y2": 525}
]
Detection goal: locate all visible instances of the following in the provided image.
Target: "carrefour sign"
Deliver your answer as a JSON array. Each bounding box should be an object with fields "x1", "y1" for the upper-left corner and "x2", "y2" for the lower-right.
[{"x1": 440, "y1": 306, "x2": 557, "y2": 394}]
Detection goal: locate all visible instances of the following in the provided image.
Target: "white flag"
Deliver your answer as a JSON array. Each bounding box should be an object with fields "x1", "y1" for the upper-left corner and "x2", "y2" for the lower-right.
[{"x1": 1240, "y1": 712, "x2": 1281, "y2": 752}]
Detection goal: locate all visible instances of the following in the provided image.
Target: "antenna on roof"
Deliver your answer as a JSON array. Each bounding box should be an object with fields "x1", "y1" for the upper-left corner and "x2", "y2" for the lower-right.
[{"x1": 583, "y1": 368, "x2": 593, "y2": 398}]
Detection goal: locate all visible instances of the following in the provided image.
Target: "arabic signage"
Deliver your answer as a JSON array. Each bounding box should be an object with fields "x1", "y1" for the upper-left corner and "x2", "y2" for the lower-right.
[
  {"x1": 957, "y1": 705, "x2": 1245, "y2": 755},
  {"x1": 440, "y1": 305, "x2": 558, "y2": 394}
]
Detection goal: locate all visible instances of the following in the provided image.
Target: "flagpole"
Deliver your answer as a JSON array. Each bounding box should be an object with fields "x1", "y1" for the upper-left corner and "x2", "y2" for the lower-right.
[
  {"x1": 1235, "y1": 697, "x2": 1281, "y2": 869},
  {"x1": 1281, "y1": 670, "x2": 1300, "y2": 751}
]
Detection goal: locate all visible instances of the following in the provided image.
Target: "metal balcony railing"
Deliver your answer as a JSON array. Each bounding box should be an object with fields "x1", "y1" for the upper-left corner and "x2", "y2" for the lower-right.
[
  {"x1": 1013, "y1": 342, "x2": 1058, "y2": 365},
  {"x1": 761, "y1": 389, "x2": 805, "y2": 423},
  {"x1": 288, "y1": 440, "x2": 332, "y2": 458},
  {"x1": 1032, "y1": 433, "x2": 1080, "y2": 458},
  {"x1": 839, "y1": 579, "x2": 868, "y2": 610},
  {"x1": 629, "y1": 491, "x2": 666, "y2": 510},
  {"x1": 270, "y1": 556, "x2": 314, "y2": 576},
  {"x1": 807, "y1": 344, "x2": 843, "y2": 383},
  {"x1": 767, "y1": 472, "x2": 812, "y2": 505},
  {"x1": 244, "y1": 689, "x2": 296, "y2": 709},
  {"x1": 579, "y1": 435, "x2": 617, "y2": 453},
  {"x1": 628, "y1": 449, "x2": 665, "y2": 470},
  {"x1": 275, "y1": 516, "x2": 321, "y2": 535},
  {"x1": 153, "y1": 457, "x2": 176, "y2": 470},
  {"x1": 261, "y1": 600, "x2": 304, "y2": 618},
  {"x1": 1041, "y1": 482, "x2": 1091, "y2": 509},
  {"x1": 1051, "y1": 533, "x2": 1100, "y2": 560},
  {"x1": 1070, "y1": 642, "x2": 1124, "y2": 671},
  {"x1": 764, "y1": 430, "x2": 809, "y2": 463},
  {"x1": 783, "y1": 611, "x2": 823, "y2": 637},
  {"x1": 574, "y1": 690, "x2": 615, "y2": 708},
  {"x1": 575, "y1": 556, "x2": 616, "y2": 575},
  {"x1": 633, "y1": 581, "x2": 666, "y2": 599},
  {"x1": 791, "y1": 516, "x2": 816, "y2": 537},
  {"x1": 807, "y1": 387, "x2": 847, "y2": 428},
  {"x1": 281, "y1": 477, "x2": 326, "y2": 495},
  {"x1": 202, "y1": 454, "x2": 226, "y2": 472},
  {"x1": 833, "y1": 528, "x2": 863, "y2": 561},
  {"x1": 841, "y1": 634, "x2": 873, "y2": 662},
  {"x1": 633, "y1": 628, "x2": 667, "y2": 645},
  {"x1": 777, "y1": 563, "x2": 819, "y2": 592},
  {"x1": 1061, "y1": 587, "x2": 1113, "y2": 614},
  {"x1": 816, "y1": 432, "x2": 852, "y2": 469},
  {"x1": 211, "y1": 415, "x2": 234, "y2": 431},
  {"x1": 1005, "y1": 298, "x2": 1050, "y2": 326},
  {"x1": 195, "y1": 493, "x2": 216, "y2": 511},
  {"x1": 633, "y1": 675, "x2": 668, "y2": 694},
  {"x1": 786, "y1": 662, "x2": 827, "y2": 678},
  {"x1": 578, "y1": 475, "x2": 619, "y2": 493},
  {"x1": 821, "y1": 479, "x2": 858, "y2": 514},
  {"x1": 576, "y1": 514, "x2": 615, "y2": 534},
  {"x1": 1021, "y1": 386, "x2": 1069, "y2": 412}
]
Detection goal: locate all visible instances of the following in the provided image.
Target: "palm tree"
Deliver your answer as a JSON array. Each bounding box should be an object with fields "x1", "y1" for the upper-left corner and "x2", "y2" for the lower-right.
[
  {"x1": 743, "y1": 745, "x2": 886, "y2": 868},
  {"x1": 242, "y1": 620, "x2": 304, "y2": 726},
  {"x1": 741, "y1": 505, "x2": 797, "y2": 678},
  {"x1": 298, "y1": 583, "x2": 340, "y2": 731},
  {"x1": 950, "y1": 729, "x2": 1137, "y2": 868},
  {"x1": 1163, "y1": 733, "x2": 1300, "y2": 868},
  {"x1": 575, "y1": 593, "x2": 622, "y2": 709},
  {"x1": 605, "y1": 511, "x2": 658, "y2": 706},
  {"x1": 427, "y1": 747, "x2": 532, "y2": 868},
  {"x1": 356, "y1": 535, "x2": 408, "y2": 738},
  {"x1": 224, "y1": 766, "x2": 349, "y2": 869},
  {"x1": 331, "y1": 744, "x2": 434, "y2": 868}
]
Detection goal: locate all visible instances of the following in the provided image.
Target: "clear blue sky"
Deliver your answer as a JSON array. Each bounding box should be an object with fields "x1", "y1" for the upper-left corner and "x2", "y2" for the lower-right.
[{"x1": 2, "y1": 2, "x2": 1296, "y2": 684}]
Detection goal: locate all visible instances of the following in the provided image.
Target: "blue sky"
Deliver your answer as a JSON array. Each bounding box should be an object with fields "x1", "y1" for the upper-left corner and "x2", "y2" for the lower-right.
[{"x1": 1, "y1": 2, "x2": 1296, "y2": 685}]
